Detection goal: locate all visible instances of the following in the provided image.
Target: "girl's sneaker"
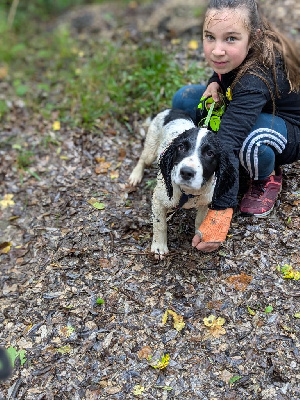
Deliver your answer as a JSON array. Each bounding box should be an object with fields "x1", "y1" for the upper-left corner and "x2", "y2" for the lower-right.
[{"x1": 240, "y1": 169, "x2": 282, "y2": 217}]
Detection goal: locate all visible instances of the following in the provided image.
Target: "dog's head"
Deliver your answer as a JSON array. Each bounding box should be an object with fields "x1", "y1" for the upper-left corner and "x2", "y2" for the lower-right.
[{"x1": 159, "y1": 127, "x2": 235, "y2": 200}]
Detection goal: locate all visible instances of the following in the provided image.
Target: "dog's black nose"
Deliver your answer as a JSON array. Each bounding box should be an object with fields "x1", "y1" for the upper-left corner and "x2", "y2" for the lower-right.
[{"x1": 180, "y1": 166, "x2": 195, "y2": 180}]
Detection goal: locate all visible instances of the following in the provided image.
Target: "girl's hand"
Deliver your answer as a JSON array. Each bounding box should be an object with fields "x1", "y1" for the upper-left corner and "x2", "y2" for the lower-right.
[
  {"x1": 192, "y1": 208, "x2": 233, "y2": 252},
  {"x1": 202, "y1": 82, "x2": 222, "y2": 103},
  {"x1": 191, "y1": 235, "x2": 221, "y2": 252}
]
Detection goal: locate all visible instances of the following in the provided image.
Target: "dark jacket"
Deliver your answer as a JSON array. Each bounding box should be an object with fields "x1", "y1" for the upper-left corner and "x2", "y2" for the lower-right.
[{"x1": 207, "y1": 61, "x2": 300, "y2": 210}]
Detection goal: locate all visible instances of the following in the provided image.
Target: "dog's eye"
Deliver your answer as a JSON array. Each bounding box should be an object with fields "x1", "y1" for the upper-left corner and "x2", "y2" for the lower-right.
[
  {"x1": 206, "y1": 150, "x2": 215, "y2": 157},
  {"x1": 177, "y1": 144, "x2": 186, "y2": 152}
]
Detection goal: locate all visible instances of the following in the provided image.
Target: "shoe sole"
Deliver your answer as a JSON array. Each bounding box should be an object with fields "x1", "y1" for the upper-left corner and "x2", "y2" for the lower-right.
[{"x1": 240, "y1": 205, "x2": 274, "y2": 218}]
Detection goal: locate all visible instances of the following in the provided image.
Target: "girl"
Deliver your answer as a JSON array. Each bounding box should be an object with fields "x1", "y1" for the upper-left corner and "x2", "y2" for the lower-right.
[{"x1": 172, "y1": 0, "x2": 300, "y2": 252}]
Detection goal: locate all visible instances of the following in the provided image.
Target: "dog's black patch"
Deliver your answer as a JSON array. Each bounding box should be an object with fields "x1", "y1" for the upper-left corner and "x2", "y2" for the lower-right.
[
  {"x1": 199, "y1": 132, "x2": 219, "y2": 182},
  {"x1": 163, "y1": 109, "x2": 193, "y2": 126}
]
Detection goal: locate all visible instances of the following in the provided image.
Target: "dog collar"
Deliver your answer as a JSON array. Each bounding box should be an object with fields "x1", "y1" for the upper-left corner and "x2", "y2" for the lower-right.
[{"x1": 178, "y1": 191, "x2": 196, "y2": 208}]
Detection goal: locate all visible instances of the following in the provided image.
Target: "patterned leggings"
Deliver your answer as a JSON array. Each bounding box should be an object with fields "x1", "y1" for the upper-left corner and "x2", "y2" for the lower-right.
[{"x1": 172, "y1": 84, "x2": 287, "y2": 180}]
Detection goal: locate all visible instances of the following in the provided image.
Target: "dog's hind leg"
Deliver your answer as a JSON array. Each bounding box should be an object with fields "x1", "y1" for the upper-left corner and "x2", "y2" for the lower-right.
[
  {"x1": 129, "y1": 114, "x2": 163, "y2": 186},
  {"x1": 151, "y1": 188, "x2": 169, "y2": 259}
]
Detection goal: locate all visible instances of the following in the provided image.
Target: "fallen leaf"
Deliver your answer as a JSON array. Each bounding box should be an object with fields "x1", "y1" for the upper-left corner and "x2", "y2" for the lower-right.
[
  {"x1": 294, "y1": 313, "x2": 300, "y2": 319},
  {"x1": 203, "y1": 315, "x2": 226, "y2": 338},
  {"x1": 87, "y1": 198, "x2": 105, "y2": 210},
  {"x1": 167, "y1": 310, "x2": 185, "y2": 331},
  {"x1": 57, "y1": 345, "x2": 72, "y2": 354},
  {"x1": 110, "y1": 170, "x2": 119, "y2": 179},
  {"x1": 188, "y1": 40, "x2": 199, "y2": 50},
  {"x1": 137, "y1": 345, "x2": 152, "y2": 360},
  {"x1": 264, "y1": 305, "x2": 273, "y2": 313},
  {"x1": 99, "y1": 258, "x2": 110, "y2": 268},
  {"x1": 0, "y1": 242, "x2": 12, "y2": 254},
  {"x1": 0, "y1": 194, "x2": 15, "y2": 208},
  {"x1": 94, "y1": 156, "x2": 105, "y2": 163},
  {"x1": 59, "y1": 325, "x2": 75, "y2": 338},
  {"x1": 95, "y1": 161, "x2": 111, "y2": 175},
  {"x1": 226, "y1": 272, "x2": 252, "y2": 291},
  {"x1": 162, "y1": 310, "x2": 168, "y2": 325},
  {"x1": 278, "y1": 264, "x2": 300, "y2": 280},
  {"x1": 229, "y1": 375, "x2": 242, "y2": 386},
  {"x1": 207, "y1": 300, "x2": 223, "y2": 310},
  {"x1": 106, "y1": 387, "x2": 121, "y2": 395},
  {"x1": 132, "y1": 385, "x2": 144, "y2": 396},
  {"x1": 118, "y1": 148, "x2": 126, "y2": 160},
  {"x1": 171, "y1": 38, "x2": 181, "y2": 45},
  {"x1": 52, "y1": 121, "x2": 60, "y2": 131},
  {"x1": 247, "y1": 305, "x2": 256, "y2": 316},
  {"x1": 150, "y1": 354, "x2": 169, "y2": 370}
]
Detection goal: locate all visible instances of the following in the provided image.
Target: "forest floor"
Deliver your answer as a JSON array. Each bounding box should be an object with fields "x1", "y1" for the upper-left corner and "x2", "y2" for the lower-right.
[{"x1": 0, "y1": 1, "x2": 299, "y2": 399}]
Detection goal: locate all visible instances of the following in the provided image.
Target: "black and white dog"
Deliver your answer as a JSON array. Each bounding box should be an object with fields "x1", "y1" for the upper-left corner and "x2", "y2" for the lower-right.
[{"x1": 129, "y1": 109, "x2": 234, "y2": 259}]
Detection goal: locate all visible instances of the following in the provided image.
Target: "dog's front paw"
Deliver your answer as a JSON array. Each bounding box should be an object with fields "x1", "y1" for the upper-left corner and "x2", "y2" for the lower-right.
[
  {"x1": 128, "y1": 164, "x2": 144, "y2": 186},
  {"x1": 151, "y1": 242, "x2": 169, "y2": 260}
]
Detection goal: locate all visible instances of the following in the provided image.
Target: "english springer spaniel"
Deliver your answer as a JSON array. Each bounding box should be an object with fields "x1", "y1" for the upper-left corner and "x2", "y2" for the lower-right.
[{"x1": 129, "y1": 109, "x2": 234, "y2": 259}]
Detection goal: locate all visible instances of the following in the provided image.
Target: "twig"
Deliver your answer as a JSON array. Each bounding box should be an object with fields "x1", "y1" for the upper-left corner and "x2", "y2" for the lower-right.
[
  {"x1": 10, "y1": 378, "x2": 23, "y2": 400},
  {"x1": 7, "y1": 0, "x2": 20, "y2": 29}
]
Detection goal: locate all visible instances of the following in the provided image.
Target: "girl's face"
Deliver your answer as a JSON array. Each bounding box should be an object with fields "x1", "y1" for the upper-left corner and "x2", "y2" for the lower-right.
[{"x1": 203, "y1": 8, "x2": 251, "y2": 74}]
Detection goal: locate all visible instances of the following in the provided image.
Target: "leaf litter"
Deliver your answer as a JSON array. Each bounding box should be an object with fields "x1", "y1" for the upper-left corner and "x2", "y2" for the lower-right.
[{"x1": 0, "y1": 1, "x2": 300, "y2": 399}]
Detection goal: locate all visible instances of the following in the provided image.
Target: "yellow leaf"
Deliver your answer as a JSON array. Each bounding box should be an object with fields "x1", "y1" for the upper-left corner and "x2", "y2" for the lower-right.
[
  {"x1": 188, "y1": 40, "x2": 199, "y2": 50},
  {"x1": 0, "y1": 242, "x2": 12, "y2": 254},
  {"x1": 279, "y1": 264, "x2": 300, "y2": 280},
  {"x1": 162, "y1": 310, "x2": 168, "y2": 325},
  {"x1": 132, "y1": 385, "x2": 144, "y2": 396},
  {"x1": 57, "y1": 345, "x2": 72, "y2": 354},
  {"x1": 52, "y1": 121, "x2": 61, "y2": 131},
  {"x1": 150, "y1": 354, "x2": 169, "y2": 370},
  {"x1": 0, "y1": 194, "x2": 15, "y2": 208},
  {"x1": 203, "y1": 315, "x2": 216, "y2": 327},
  {"x1": 203, "y1": 315, "x2": 226, "y2": 338},
  {"x1": 167, "y1": 309, "x2": 185, "y2": 331},
  {"x1": 294, "y1": 313, "x2": 300, "y2": 318}
]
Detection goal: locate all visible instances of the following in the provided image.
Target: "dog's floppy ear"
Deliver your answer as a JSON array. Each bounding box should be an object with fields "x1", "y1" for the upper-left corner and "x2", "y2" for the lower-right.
[
  {"x1": 214, "y1": 148, "x2": 236, "y2": 199},
  {"x1": 159, "y1": 142, "x2": 176, "y2": 199}
]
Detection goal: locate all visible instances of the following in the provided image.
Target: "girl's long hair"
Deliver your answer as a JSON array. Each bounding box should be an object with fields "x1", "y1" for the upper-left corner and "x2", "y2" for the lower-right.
[{"x1": 205, "y1": 0, "x2": 300, "y2": 94}]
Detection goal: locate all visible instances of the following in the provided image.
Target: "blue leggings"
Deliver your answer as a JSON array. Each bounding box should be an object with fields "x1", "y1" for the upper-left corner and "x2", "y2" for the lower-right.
[{"x1": 172, "y1": 85, "x2": 288, "y2": 180}]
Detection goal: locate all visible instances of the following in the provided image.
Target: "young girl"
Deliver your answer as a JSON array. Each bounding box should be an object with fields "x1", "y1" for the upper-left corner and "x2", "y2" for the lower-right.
[{"x1": 172, "y1": 0, "x2": 300, "y2": 253}]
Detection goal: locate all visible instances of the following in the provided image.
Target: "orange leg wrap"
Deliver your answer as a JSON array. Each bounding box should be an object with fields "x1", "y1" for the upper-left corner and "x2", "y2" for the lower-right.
[{"x1": 196, "y1": 208, "x2": 233, "y2": 243}]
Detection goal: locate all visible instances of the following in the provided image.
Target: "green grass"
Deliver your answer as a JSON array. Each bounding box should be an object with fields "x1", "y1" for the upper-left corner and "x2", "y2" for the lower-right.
[{"x1": 0, "y1": 0, "x2": 207, "y2": 130}]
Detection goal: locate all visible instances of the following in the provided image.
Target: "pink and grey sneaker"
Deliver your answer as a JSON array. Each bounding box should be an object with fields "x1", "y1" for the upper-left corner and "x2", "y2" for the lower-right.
[{"x1": 240, "y1": 169, "x2": 282, "y2": 217}]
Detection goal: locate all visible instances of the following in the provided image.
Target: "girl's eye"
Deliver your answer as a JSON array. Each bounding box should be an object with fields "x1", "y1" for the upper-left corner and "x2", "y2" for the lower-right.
[
  {"x1": 227, "y1": 36, "x2": 236, "y2": 42},
  {"x1": 205, "y1": 34, "x2": 214, "y2": 41}
]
